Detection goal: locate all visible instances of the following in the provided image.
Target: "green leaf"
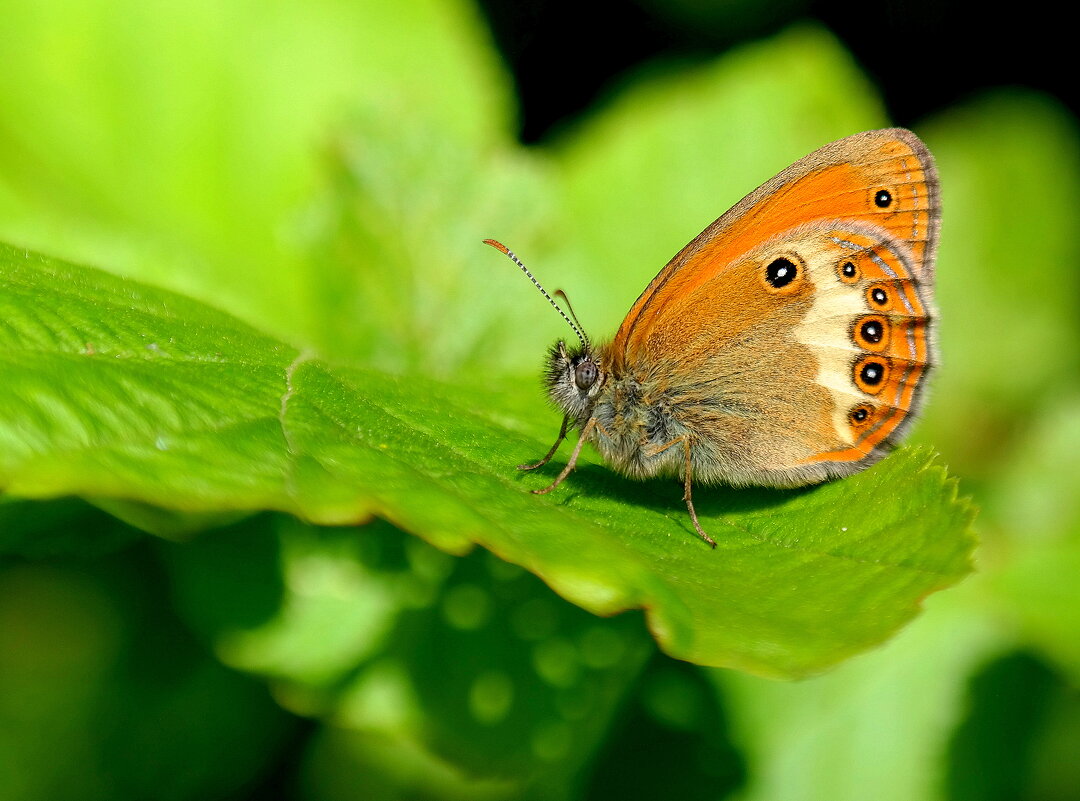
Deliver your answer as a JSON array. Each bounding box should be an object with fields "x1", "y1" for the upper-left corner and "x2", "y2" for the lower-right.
[
  {"x1": 917, "y1": 94, "x2": 1080, "y2": 480},
  {"x1": 987, "y1": 390, "x2": 1080, "y2": 684},
  {"x1": 298, "y1": 119, "x2": 554, "y2": 373},
  {"x1": 1, "y1": 244, "x2": 975, "y2": 677},
  {"x1": 717, "y1": 589, "x2": 1006, "y2": 801},
  {"x1": 161, "y1": 516, "x2": 655, "y2": 798},
  {"x1": 0, "y1": 0, "x2": 512, "y2": 351},
  {"x1": 0, "y1": 496, "x2": 143, "y2": 559},
  {"x1": 0, "y1": 548, "x2": 294, "y2": 801}
]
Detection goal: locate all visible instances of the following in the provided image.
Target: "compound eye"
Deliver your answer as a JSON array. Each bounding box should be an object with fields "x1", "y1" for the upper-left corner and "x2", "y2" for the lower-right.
[{"x1": 574, "y1": 361, "x2": 598, "y2": 390}]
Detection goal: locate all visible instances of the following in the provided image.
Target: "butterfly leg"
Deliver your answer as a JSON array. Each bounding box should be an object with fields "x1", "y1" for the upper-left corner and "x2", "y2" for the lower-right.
[
  {"x1": 682, "y1": 438, "x2": 716, "y2": 549},
  {"x1": 519, "y1": 415, "x2": 569, "y2": 470},
  {"x1": 532, "y1": 417, "x2": 597, "y2": 495},
  {"x1": 645, "y1": 435, "x2": 717, "y2": 547}
]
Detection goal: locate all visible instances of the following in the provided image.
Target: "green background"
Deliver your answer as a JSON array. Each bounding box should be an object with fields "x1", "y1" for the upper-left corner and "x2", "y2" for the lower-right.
[{"x1": 1, "y1": 1, "x2": 1077, "y2": 799}]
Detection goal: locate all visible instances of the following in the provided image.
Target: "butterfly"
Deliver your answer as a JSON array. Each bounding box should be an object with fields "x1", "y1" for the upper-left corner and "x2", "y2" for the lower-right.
[{"x1": 485, "y1": 128, "x2": 939, "y2": 547}]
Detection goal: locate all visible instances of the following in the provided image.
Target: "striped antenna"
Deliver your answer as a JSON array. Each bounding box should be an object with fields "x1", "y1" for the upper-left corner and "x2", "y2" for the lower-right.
[{"x1": 483, "y1": 239, "x2": 590, "y2": 351}]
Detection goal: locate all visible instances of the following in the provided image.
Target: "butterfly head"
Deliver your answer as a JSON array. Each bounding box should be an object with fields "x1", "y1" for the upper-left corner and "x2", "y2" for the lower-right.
[{"x1": 545, "y1": 340, "x2": 605, "y2": 420}]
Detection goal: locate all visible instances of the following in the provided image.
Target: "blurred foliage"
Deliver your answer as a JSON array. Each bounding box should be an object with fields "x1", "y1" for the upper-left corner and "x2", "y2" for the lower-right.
[{"x1": 0, "y1": 0, "x2": 1078, "y2": 800}]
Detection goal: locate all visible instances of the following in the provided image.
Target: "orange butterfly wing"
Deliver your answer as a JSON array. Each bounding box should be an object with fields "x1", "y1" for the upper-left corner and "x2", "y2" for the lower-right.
[
  {"x1": 609, "y1": 129, "x2": 940, "y2": 476},
  {"x1": 612, "y1": 128, "x2": 939, "y2": 368}
]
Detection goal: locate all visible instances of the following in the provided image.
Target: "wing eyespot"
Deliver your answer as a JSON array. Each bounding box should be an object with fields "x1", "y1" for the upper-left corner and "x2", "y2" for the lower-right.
[
  {"x1": 853, "y1": 356, "x2": 889, "y2": 395},
  {"x1": 837, "y1": 260, "x2": 859, "y2": 283},
  {"x1": 762, "y1": 256, "x2": 803, "y2": 293},
  {"x1": 867, "y1": 284, "x2": 891, "y2": 309},
  {"x1": 853, "y1": 314, "x2": 889, "y2": 352},
  {"x1": 849, "y1": 403, "x2": 875, "y2": 429}
]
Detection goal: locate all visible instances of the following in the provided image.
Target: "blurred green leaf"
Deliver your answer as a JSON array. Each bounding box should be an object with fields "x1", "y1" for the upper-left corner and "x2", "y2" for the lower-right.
[
  {"x1": 0, "y1": 496, "x2": 143, "y2": 559},
  {"x1": 918, "y1": 94, "x2": 1080, "y2": 481},
  {"x1": 718, "y1": 589, "x2": 1005, "y2": 801},
  {"x1": 1025, "y1": 686, "x2": 1080, "y2": 801},
  {"x1": 583, "y1": 656, "x2": 745, "y2": 800},
  {"x1": 1, "y1": 244, "x2": 974, "y2": 677},
  {"x1": 946, "y1": 651, "x2": 1065, "y2": 801},
  {"x1": 0, "y1": 0, "x2": 512, "y2": 352},
  {"x1": 162, "y1": 518, "x2": 655, "y2": 799},
  {"x1": 987, "y1": 391, "x2": 1080, "y2": 683},
  {"x1": 299, "y1": 117, "x2": 554, "y2": 372},
  {"x1": 0, "y1": 548, "x2": 294, "y2": 801}
]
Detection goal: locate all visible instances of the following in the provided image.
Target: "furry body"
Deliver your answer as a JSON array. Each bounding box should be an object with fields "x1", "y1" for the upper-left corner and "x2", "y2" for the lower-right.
[{"x1": 545, "y1": 338, "x2": 854, "y2": 492}]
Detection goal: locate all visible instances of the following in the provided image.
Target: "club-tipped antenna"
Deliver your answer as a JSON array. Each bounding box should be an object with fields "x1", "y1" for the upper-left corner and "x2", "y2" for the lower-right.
[{"x1": 483, "y1": 239, "x2": 590, "y2": 351}]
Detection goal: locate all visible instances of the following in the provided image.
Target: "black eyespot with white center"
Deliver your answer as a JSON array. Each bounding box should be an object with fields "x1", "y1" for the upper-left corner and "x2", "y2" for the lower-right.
[
  {"x1": 871, "y1": 287, "x2": 889, "y2": 306},
  {"x1": 850, "y1": 405, "x2": 872, "y2": 425},
  {"x1": 874, "y1": 189, "x2": 892, "y2": 208},
  {"x1": 854, "y1": 314, "x2": 890, "y2": 352},
  {"x1": 836, "y1": 259, "x2": 860, "y2": 284},
  {"x1": 859, "y1": 361, "x2": 885, "y2": 386},
  {"x1": 860, "y1": 320, "x2": 883, "y2": 344},
  {"x1": 765, "y1": 257, "x2": 798, "y2": 289},
  {"x1": 854, "y1": 356, "x2": 890, "y2": 395}
]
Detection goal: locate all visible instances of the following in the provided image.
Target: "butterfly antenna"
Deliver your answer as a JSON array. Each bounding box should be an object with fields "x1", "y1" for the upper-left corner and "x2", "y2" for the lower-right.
[
  {"x1": 554, "y1": 290, "x2": 588, "y2": 344},
  {"x1": 483, "y1": 239, "x2": 590, "y2": 351}
]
